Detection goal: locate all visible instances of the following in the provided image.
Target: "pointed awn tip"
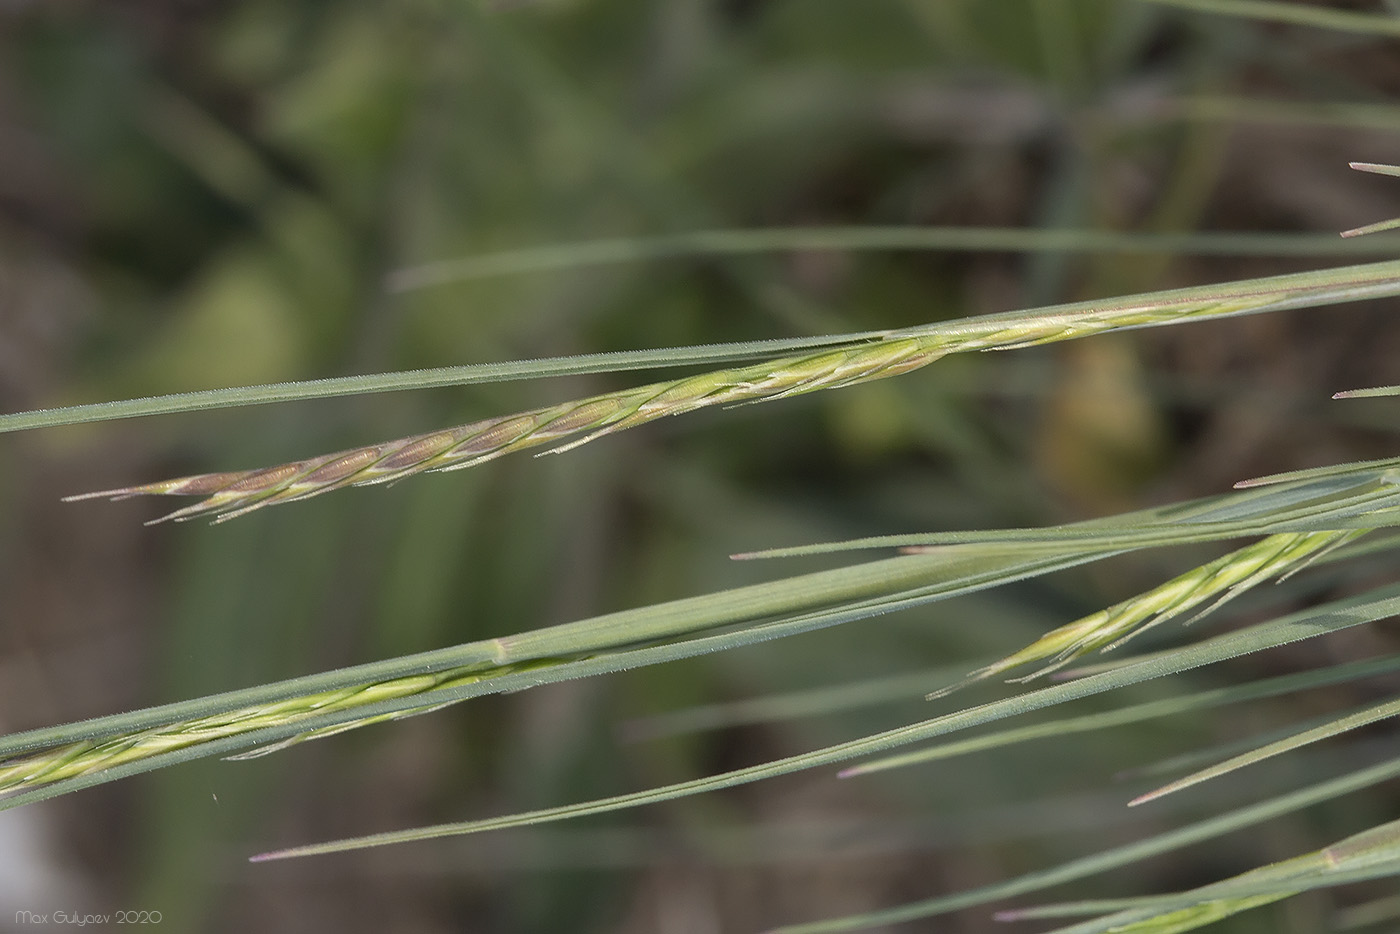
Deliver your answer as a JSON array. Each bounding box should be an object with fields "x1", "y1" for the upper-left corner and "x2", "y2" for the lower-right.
[
  {"x1": 1333, "y1": 386, "x2": 1400, "y2": 400},
  {"x1": 248, "y1": 846, "x2": 309, "y2": 863},
  {"x1": 61, "y1": 488, "x2": 133, "y2": 503},
  {"x1": 1126, "y1": 787, "x2": 1167, "y2": 808},
  {"x1": 1350, "y1": 162, "x2": 1400, "y2": 178}
]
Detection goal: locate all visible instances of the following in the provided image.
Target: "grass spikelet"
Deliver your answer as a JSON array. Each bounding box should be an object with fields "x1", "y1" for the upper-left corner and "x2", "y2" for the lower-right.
[
  {"x1": 68, "y1": 338, "x2": 943, "y2": 523},
  {"x1": 925, "y1": 530, "x2": 1361, "y2": 699}
]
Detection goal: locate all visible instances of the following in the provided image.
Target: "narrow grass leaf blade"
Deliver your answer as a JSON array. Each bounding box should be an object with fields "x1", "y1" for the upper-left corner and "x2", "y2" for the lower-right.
[
  {"x1": 1137, "y1": 0, "x2": 1400, "y2": 36},
  {"x1": 1115, "y1": 709, "x2": 1360, "y2": 783},
  {"x1": 741, "y1": 471, "x2": 1400, "y2": 559},
  {"x1": 1334, "y1": 386, "x2": 1400, "y2": 400},
  {"x1": 0, "y1": 334, "x2": 887, "y2": 434},
  {"x1": 840, "y1": 654, "x2": 1400, "y2": 778},
  {"x1": 1131, "y1": 695, "x2": 1400, "y2": 806},
  {"x1": 386, "y1": 228, "x2": 1392, "y2": 292},
  {"x1": 618, "y1": 663, "x2": 972, "y2": 743},
  {"x1": 1351, "y1": 163, "x2": 1400, "y2": 179},
  {"x1": 1341, "y1": 217, "x2": 1400, "y2": 239}
]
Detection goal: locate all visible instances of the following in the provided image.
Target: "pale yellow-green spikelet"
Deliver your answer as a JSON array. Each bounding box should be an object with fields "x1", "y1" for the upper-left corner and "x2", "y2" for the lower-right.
[
  {"x1": 927, "y1": 530, "x2": 1361, "y2": 699},
  {"x1": 0, "y1": 665, "x2": 523, "y2": 796}
]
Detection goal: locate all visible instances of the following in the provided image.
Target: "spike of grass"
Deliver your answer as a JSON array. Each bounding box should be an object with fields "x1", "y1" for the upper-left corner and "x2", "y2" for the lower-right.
[
  {"x1": 64, "y1": 259, "x2": 1400, "y2": 520},
  {"x1": 925, "y1": 531, "x2": 1362, "y2": 697},
  {"x1": 68, "y1": 338, "x2": 946, "y2": 523},
  {"x1": 0, "y1": 666, "x2": 508, "y2": 792}
]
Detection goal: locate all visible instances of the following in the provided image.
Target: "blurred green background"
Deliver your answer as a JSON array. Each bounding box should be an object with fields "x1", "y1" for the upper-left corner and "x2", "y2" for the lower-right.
[{"x1": 2, "y1": 1, "x2": 1400, "y2": 931}]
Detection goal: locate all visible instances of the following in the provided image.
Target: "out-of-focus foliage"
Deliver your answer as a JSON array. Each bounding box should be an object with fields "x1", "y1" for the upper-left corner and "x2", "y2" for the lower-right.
[{"x1": 2, "y1": 1, "x2": 1400, "y2": 933}]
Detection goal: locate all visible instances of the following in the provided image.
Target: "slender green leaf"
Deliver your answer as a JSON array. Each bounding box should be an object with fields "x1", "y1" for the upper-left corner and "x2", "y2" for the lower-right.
[
  {"x1": 1114, "y1": 709, "x2": 1363, "y2": 783},
  {"x1": 1334, "y1": 385, "x2": 1400, "y2": 400},
  {"x1": 1352, "y1": 163, "x2": 1400, "y2": 180},
  {"x1": 739, "y1": 470, "x2": 1400, "y2": 559},
  {"x1": 618, "y1": 662, "x2": 972, "y2": 743},
  {"x1": 839, "y1": 654, "x2": 1400, "y2": 778},
  {"x1": 0, "y1": 334, "x2": 886, "y2": 434},
  {"x1": 1131, "y1": 695, "x2": 1400, "y2": 805},
  {"x1": 386, "y1": 227, "x2": 1392, "y2": 292}
]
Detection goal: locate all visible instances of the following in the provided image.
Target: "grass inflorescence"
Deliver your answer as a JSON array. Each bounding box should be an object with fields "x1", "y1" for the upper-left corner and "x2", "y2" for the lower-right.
[{"x1": 63, "y1": 259, "x2": 1400, "y2": 521}]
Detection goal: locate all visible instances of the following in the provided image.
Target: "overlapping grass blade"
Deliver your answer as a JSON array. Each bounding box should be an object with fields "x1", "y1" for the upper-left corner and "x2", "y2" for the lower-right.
[
  {"x1": 387, "y1": 227, "x2": 1392, "y2": 292},
  {"x1": 1137, "y1": 0, "x2": 1400, "y2": 36},
  {"x1": 1333, "y1": 892, "x2": 1400, "y2": 930},
  {"x1": 246, "y1": 583, "x2": 1400, "y2": 861},
  {"x1": 1115, "y1": 710, "x2": 1360, "y2": 783},
  {"x1": 740, "y1": 465, "x2": 1400, "y2": 560},
  {"x1": 1175, "y1": 96, "x2": 1400, "y2": 134},
  {"x1": 1131, "y1": 695, "x2": 1400, "y2": 806},
  {"x1": 618, "y1": 662, "x2": 971, "y2": 744},
  {"x1": 838, "y1": 654, "x2": 1400, "y2": 778}
]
